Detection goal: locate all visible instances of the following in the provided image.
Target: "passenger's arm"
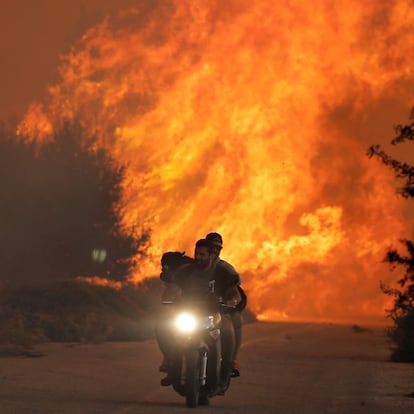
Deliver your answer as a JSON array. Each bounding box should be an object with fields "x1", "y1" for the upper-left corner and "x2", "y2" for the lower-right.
[{"x1": 223, "y1": 284, "x2": 242, "y2": 307}]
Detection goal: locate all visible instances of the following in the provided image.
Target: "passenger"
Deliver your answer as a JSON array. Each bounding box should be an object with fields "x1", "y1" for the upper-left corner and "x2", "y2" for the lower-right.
[{"x1": 206, "y1": 232, "x2": 246, "y2": 377}]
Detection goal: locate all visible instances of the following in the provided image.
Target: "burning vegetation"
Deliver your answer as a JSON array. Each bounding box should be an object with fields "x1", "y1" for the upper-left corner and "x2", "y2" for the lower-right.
[{"x1": 6, "y1": 0, "x2": 414, "y2": 324}]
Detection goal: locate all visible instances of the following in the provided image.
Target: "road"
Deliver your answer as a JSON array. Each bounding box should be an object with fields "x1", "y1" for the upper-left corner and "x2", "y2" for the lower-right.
[{"x1": 1, "y1": 321, "x2": 414, "y2": 413}]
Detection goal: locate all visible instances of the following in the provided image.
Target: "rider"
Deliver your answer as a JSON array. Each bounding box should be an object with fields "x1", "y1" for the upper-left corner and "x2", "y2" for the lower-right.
[
  {"x1": 205, "y1": 232, "x2": 245, "y2": 377},
  {"x1": 157, "y1": 238, "x2": 241, "y2": 391}
]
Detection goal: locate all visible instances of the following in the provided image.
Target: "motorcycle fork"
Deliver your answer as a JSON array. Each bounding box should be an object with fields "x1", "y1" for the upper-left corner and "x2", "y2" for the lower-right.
[{"x1": 200, "y1": 350, "x2": 207, "y2": 386}]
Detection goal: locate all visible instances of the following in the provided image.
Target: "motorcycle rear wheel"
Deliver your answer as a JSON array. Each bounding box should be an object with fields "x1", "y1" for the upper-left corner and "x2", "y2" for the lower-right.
[{"x1": 198, "y1": 394, "x2": 209, "y2": 405}]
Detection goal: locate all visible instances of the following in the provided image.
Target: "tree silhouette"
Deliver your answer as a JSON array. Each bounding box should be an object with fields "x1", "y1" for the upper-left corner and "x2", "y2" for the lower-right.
[
  {"x1": 0, "y1": 121, "x2": 148, "y2": 287},
  {"x1": 368, "y1": 111, "x2": 414, "y2": 361}
]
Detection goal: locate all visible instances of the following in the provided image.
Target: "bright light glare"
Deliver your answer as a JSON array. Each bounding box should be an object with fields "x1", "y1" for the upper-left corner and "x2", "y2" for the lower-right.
[{"x1": 175, "y1": 313, "x2": 197, "y2": 333}]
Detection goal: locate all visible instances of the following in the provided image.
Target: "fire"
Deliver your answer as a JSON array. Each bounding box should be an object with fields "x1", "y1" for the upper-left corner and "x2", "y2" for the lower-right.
[
  {"x1": 76, "y1": 276, "x2": 123, "y2": 290},
  {"x1": 17, "y1": 0, "x2": 414, "y2": 324}
]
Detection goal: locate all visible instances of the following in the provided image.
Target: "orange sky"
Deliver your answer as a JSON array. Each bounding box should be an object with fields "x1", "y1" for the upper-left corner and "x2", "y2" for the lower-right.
[{"x1": 3, "y1": 0, "x2": 414, "y2": 324}]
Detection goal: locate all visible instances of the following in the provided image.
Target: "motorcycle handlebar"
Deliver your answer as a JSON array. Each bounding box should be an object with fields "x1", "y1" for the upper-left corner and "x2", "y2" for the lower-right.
[{"x1": 161, "y1": 299, "x2": 236, "y2": 312}]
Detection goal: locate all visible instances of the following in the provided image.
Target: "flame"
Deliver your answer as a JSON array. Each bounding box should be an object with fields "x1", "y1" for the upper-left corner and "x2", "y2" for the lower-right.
[
  {"x1": 17, "y1": 0, "x2": 414, "y2": 324},
  {"x1": 76, "y1": 276, "x2": 123, "y2": 290}
]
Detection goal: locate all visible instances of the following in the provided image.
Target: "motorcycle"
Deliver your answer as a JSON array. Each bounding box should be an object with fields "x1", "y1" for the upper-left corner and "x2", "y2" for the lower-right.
[{"x1": 160, "y1": 299, "x2": 233, "y2": 408}]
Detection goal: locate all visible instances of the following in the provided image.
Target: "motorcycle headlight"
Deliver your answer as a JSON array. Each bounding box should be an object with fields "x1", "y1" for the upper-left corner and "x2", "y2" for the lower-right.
[{"x1": 175, "y1": 312, "x2": 197, "y2": 333}]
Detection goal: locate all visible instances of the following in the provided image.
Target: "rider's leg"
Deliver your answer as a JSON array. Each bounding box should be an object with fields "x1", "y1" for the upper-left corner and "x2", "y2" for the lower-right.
[
  {"x1": 219, "y1": 315, "x2": 235, "y2": 392},
  {"x1": 155, "y1": 316, "x2": 178, "y2": 386},
  {"x1": 230, "y1": 311, "x2": 243, "y2": 376}
]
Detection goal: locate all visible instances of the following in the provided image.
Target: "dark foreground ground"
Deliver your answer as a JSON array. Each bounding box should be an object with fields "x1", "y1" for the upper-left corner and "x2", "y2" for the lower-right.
[{"x1": 1, "y1": 321, "x2": 414, "y2": 413}]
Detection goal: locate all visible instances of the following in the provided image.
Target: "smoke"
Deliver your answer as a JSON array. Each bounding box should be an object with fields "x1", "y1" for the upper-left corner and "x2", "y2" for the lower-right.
[
  {"x1": 0, "y1": 0, "x2": 141, "y2": 121},
  {"x1": 12, "y1": 0, "x2": 414, "y2": 324}
]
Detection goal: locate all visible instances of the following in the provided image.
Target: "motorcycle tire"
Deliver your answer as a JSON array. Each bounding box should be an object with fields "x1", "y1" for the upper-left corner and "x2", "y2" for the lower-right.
[{"x1": 185, "y1": 349, "x2": 201, "y2": 408}]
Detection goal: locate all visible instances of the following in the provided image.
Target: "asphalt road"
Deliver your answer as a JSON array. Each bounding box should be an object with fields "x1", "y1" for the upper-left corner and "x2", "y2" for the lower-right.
[{"x1": 1, "y1": 321, "x2": 414, "y2": 413}]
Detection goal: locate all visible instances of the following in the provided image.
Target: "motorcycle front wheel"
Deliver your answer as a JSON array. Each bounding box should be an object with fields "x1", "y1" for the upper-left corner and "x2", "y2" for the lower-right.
[{"x1": 185, "y1": 349, "x2": 201, "y2": 408}]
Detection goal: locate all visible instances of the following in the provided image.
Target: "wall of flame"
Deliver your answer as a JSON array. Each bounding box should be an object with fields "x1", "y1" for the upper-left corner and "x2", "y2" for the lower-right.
[{"x1": 18, "y1": 0, "x2": 414, "y2": 324}]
